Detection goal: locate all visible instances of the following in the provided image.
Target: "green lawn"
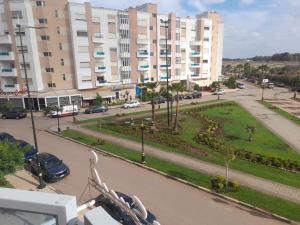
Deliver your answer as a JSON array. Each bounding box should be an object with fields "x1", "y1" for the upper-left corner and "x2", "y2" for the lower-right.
[
  {"x1": 84, "y1": 102, "x2": 300, "y2": 189},
  {"x1": 258, "y1": 100, "x2": 300, "y2": 126},
  {"x1": 62, "y1": 129, "x2": 300, "y2": 222}
]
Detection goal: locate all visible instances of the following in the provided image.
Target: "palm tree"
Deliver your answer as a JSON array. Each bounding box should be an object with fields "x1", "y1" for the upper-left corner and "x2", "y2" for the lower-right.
[
  {"x1": 258, "y1": 64, "x2": 270, "y2": 101},
  {"x1": 145, "y1": 82, "x2": 158, "y2": 124},
  {"x1": 171, "y1": 83, "x2": 185, "y2": 132}
]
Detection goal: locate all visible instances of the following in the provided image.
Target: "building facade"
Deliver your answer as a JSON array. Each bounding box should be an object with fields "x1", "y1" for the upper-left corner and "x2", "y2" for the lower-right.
[{"x1": 0, "y1": 0, "x2": 223, "y2": 108}]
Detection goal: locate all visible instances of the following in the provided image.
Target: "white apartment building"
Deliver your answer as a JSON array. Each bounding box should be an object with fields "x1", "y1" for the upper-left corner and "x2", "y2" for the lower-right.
[{"x1": 0, "y1": 0, "x2": 223, "y2": 109}]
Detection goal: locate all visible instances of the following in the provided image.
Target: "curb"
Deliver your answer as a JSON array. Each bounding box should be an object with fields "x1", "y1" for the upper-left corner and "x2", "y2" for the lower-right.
[{"x1": 46, "y1": 129, "x2": 299, "y2": 225}]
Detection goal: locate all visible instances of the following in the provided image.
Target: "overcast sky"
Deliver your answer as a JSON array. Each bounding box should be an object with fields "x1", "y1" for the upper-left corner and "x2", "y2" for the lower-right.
[{"x1": 71, "y1": 0, "x2": 300, "y2": 58}]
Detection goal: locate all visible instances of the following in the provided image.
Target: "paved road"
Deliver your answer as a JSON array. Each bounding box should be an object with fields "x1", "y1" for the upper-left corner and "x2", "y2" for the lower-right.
[
  {"x1": 0, "y1": 118, "x2": 287, "y2": 225},
  {"x1": 70, "y1": 124, "x2": 300, "y2": 204}
]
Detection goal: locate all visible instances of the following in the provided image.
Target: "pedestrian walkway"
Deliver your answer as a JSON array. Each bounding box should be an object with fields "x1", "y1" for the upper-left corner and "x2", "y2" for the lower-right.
[
  {"x1": 68, "y1": 124, "x2": 300, "y2": 204},
  {"x1": 236, "y1": 98, "x2": 300, "y2": 153}
]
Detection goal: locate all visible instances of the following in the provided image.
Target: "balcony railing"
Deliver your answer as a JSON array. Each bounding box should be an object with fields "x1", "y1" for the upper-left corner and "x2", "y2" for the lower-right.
[
  {"x1": 138, "y1": 65, "x2": 149, "y2": 71},
  {"x1": 92, "y1": 35, "x2": 105, "y2": 44},
  {"x1": 190, "y1": 41, "x2": 201, "y2": 46},
  {"x1": 137, "y1": 51, "x2": 148, "y2": 58},
  {"x1": 0, "y1": 51, "x2": 14, "y2": 60},
  {"x1": 0, "y1": 68, "x2": 16, "y2": 77},
  {"x1": 0, "y1": 35, "x2": 12, "y2": 45},
  {"x1": 95, "y1": 66, "x2": 106, "y2": 73},
  {"x1": 190, "y1": 63, "x2": 201, "y2": 68},
  {"x1": 136, "y1": 38, "x2": 149, "y2": 45},
  {"x1": 96, "y1": 80, "x2": 109, "y2": 86},
  {"x1": 190, "y1": 52, "x2": 201, "y2": 57},
  {"x1": 191, "y1": 73, "x2": 200, "y2": 77},
  {"x1": 160, "y1": 51, "x2": 171, "y2": 57},
  {"x1": 94, "y1": 51, "x2": 105, "y2": 58},
  {"x1": 160, "y1": 64, "x2": 171, "y2": 69}
]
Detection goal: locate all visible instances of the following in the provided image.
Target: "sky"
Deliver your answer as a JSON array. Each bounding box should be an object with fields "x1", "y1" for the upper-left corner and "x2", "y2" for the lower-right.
[{"x1": 70, "y1": 0, "x2": 300, "y2": 58}]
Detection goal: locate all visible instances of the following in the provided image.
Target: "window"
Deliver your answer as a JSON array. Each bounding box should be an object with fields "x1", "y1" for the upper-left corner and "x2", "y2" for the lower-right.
[
  {"x1": 48, "y1": 83, "x2": 56, "y2": 88},
  {"x1": 61, "y1": 59, "x2": 64, "y2": 66},
  {"x1": 176, "y1": 45, "x2": 180, "y2": 53},
  {"x1": 38, "y1": 18, "x2": 47, "y2": 24},
  {"x1": 54, "y1": 10, "x2": 58, "y2": 18},
  {"x1": 43, "y1": 52, "x2": 52, "y2": 57},
  {"x1": 41, "y1": 35, "x2": 49, "y2": 40},
  {"x1": 153, "y1": 65, "x2": 157, "y2": 69},
  {"x1": 59, "y1": 43, "x2": 62, "y2": 50},
  {"x1": 45, "y1": 68, "x2": 54, "y2": 72},
  {"x1": 62, "y1": 74, "x2": 66, "y2": 81},
  {"x1": 78, "y1": 46, "x2": 88, "y2": 53},
  {"x1": 150, "y1": 52, "x2": 154, "y2": 56},
  {"x1": 152, "y1": 13, "x2": 157, "y2": 17},
  {"x1": 20, "y1": 63, "x2": 30, "y2": 69},
  {"x1": 15, "y1": 29, "x2": 25, "y2": 36},
  {"x1": 176, "y1": 33, "x2": 180, "y2": 41},
  {"x1": 17, "y1": 45, "x2": 28, "y2": 53},
  {"x1": 57, "y1": 27, "x2": 60, "y2": 34},
  {"x1": 92, "y1": 16, "x2": 100, "y2": 23},
  {"x1": 204, "y1": 38, "x2": 209, "y2": 42},
  {"x1": 75, "y1": 13, "x2": 86, "y2": 21},
  {"x1": 77, "y1": 31, "x2": 88, "y2": 37},
  {"x1": 12, "y1": 11, "x2": 23, "y2": 19},
  {"x1": 36, "y1": 1, "x2": 45, "y2": 7},
  {"x1": 204, "y1": 26, "x2": 210, "y2": 31},
  {"x1": 203, "y1": 59, "x2": 208, "y2": 63},
  {"x1": 150, "y1": 26, "x2": 153, "y2": 30},
  {"x1": 176, "y1": 57, "x2": 181, "y2": 64},
  {"x1": 80, "y1": 62, "x2": 90, "y2": 68},
  {"x1": 152, "y1": 40, "x2": 157, "y2": 44}
]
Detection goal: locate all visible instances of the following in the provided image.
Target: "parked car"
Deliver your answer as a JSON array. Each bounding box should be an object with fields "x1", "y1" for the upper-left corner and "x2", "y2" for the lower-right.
[
  {"x1": 274, "y1": 82, "x2": 285, "y2": 87},
  {"x1": 85, "y1": 105, "x2": 108, "y2": 114},
  {"x1": 0, "y1": 132, "x2": 15, "y2": 142},
  {"x1": 266, "y1": 82, "x2": 274, "y2": 89},
  {"x1": 291, "y1": 87, "x2": 300, "y2": 92},
  {"x1": 1, "y1": 108, "x2": 27, "y2": 119},
  {"x1": 30, "y1": 153, "x2": 70, "y2": 182},
  {"x1": 153, "y1": 96, "x2": 167, "y2": 104},
  {"x1": 48, "y1": 105, "x2": 79, "y2": 118},
  {"x1": 122, "y1": 100, "x2": 141, "y2": 109},
  {"x1": 237, "y1": 82, "x2": 246, "y2": 89},
  {"x1": 183, "y1": 92, "x2": 202, "y2": 99},
  {"x1": 16, "y1": 140, "x2": 37, "y2": 162},
  {"x1": 213, "y1": 89, "x2": 225, "y2": 95}
]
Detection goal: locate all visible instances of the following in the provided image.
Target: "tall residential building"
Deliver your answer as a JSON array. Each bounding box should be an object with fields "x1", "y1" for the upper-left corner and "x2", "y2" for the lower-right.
[{"x1": 0, "y1": 0, "x2": 223, "y2": 109}]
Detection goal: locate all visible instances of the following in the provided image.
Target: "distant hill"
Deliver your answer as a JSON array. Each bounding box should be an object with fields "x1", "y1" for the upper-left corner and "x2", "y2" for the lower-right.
[{"x1": 224, "y1": 52, "x2": 300, "y2": 62}]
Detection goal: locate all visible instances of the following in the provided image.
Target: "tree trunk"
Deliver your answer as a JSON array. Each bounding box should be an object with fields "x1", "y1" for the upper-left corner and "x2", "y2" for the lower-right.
[
  {"x1": 173, "y1": 91, "x2": 179, "y2": 131},
  {"x1": 170, "y1": 96, "x2": 173, "y2": 124},
  {"x1": 225, "y1": 161, "x2": 229, "y2": 189},
  {"x1": 151, "y1": 99, "x2": 155, "y2": 124}
]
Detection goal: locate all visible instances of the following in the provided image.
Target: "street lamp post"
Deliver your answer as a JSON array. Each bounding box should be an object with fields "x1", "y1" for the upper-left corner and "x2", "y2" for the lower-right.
[
  {"x1": 261, "y1": 84, "x2": 265, "y2": 101},
  {"x1": 160, "y1": 19, "x2": 170, "y2": 127},
  {"x1": 56, "y1": 106, "x2": 61, "y2": 133},
  {"x1": 16, "y1": 23, "x2": 46, "y2": 189},
  {"x1": 140, "y1": 120, "x2": 145, "y2": 164}
]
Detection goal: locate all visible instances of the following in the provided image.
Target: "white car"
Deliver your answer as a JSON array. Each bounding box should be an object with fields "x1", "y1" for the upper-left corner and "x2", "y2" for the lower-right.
[
  {"x1": 49, "y1": 105, "x2": 79, "y2": 117},
  {"x1": 213, "y1": 89, "x2": 225, "y2": 95},
  {"x1": 122, "y1": 100, "x2": 141, "y2": 109}
]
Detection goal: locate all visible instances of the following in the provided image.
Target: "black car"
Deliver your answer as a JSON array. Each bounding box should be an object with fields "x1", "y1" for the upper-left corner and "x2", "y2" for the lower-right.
[
  {"x1": 30, "y1": 153, "x2": 70, "y2": 182},
  {"x1": 85, "y1": 105, "x2": 108, "y2": 114},
  {"x1": 0, "y1": 132, "x2": 15, "y2": 142},
  {"x1": 2, "y1": 108, "x2": 27, "y2": 119},
  {"x1": 153, "y1": 96, "x2": 167, "y2": 104},
  {"x1": 16, "y1": 140, "x2": 37, "y2": 162},
  {"x1": 274, "y1": 82, "x2": 285, "y2": 87},
  {"x1": 184, "y1": 92, "x2": 202, "y2": 99}
]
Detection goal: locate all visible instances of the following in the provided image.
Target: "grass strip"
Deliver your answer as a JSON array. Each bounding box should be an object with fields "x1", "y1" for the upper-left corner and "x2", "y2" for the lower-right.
[
  {"x1": 258, "y1": 100, "x2": 300, "y2": 126},
  {"x1": 62, "y1": 129, "x2": 300, "y2": 222}
]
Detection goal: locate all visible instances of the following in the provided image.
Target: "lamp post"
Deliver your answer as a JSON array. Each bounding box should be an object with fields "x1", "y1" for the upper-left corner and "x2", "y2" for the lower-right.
[
  {"x1": 56, "y1": 106, "x2": 61, "y2": 133},
  {"x1": 140, "y1": 120, "x2": 145, "y2": 164},
  {"x1": 72, "y1": 100, "x2": 76, "y2": 123},
  {"x1": 160, "y1": 19, "x2": 170, "y2": 127},
  {"x1": 261, "y1": 83, "x2": 265, "y2": 101},
  {"x1": 16, "y1": 23, "x2": 46, "y2": 189}
]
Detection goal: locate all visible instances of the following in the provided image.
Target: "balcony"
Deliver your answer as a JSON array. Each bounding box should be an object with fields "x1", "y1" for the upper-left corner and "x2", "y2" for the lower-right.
[
  {"x1": 0, "y1": 68, "x2": 17, "y2": 77},
  {"x1": 92, "y1": 35, "x2": 105, "y2": 44},
  {"x1": 190, "y1": 63, "x2": 201, "y2": 68},
  {"x1": 120, "y1": 66, "x2": 131, "y2": 72},
  {"x1": 119, "y1": 24, "x2": 129, "y2": 30},
  {"x1": 191, "y1": 73, "x2": 200, "y2": 77},
  {"x1": 160, "y1": 64, "x2": 171, "y2": 69},
  {"x1": 96, "y1": 80, "x2": 109, "y2": 87},
  {"x1": 160, "y1": 51, "x2": 171, "y2": 57},
  {"x1": 190, "y1": 52, "x2": 201, "y2": 57},
  {"x1": 136, "y1": 38, "x2": 149, "y2": 45},
  {"x1": 120, "y1": 52, "x2": 130, "y2": 58},
  {"x1": 94, "y1": 51, "x2": 105, "y2": 58},
  {"x1": 137, "y1": 51, "x2": 148, "y2": 58},
  {"x1": 159, "y1": 39, "x2": 171, "y2": 45},
  {"x1": 190, "y1": 41, "x2": 201, "y2": 46},
  {"x1": 0, "y1": 51, "x2": 14, "y2": 60},
  {"x1": 0, "y1": 35, "x2": 12, "y2": 45},
  {"x1": 159, "y1": 75, "x2": 171, "y2": 80},
  {"x1": 95, "y1": 66, "x2": 106, "y2": 73},
  {"x1": 1, "y1": 83, "x2": 19, "y2": 92},
  {"x1": 120, "y1": 38, "x2": 129, "y2": 44},
  {"x1": 138, "y1": 65, "x2": 149, "y2": 71}
]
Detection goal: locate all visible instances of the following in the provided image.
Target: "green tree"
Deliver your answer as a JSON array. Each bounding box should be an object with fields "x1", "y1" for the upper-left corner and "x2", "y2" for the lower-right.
[
  {"x1": 94, "y1": 93, "x2": 103, "y2": 106},
  {"x1": 210, "y1": 81, "x2": 220, "y2": 91},
  {"x1": 171, "y1": 83, "x2": 185, "y2": 131},
  {"x1": 292, "y1": 76, "x2": 300, "y2": 99},
  {"x1": 224, "y1": 76, "x2": 237, "y2": 89},
  {"x1": 145, "y1": 82, "x2": 158, "y2": 124},
  {"x1": 194, "y1": 84, "x2": 201, "y2": 92}
]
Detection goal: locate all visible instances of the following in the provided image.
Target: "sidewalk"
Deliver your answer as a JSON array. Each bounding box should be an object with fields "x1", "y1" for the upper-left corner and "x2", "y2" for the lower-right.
[
  {"x1": 67, "y1": 124, "x2": 300, "y2": 204},
  {"x1": 5, "y1": 170, "x2": 57, "y2": 193}
]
